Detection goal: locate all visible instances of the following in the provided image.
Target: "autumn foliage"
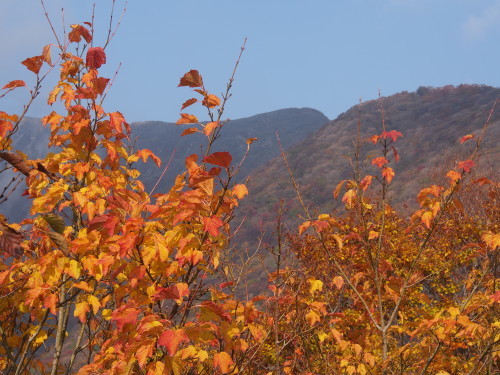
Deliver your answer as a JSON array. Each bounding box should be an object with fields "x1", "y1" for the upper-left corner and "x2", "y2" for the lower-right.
[{"x1": 0, "y1": 6, "x2": 498, "y2": 375}]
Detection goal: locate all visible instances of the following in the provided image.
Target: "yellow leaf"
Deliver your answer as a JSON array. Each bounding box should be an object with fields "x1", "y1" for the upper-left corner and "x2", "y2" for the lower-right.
[
  {"x1": 34, "y1": 330, "x2": 48, "y2": 345},
  {"x1": 317, "y1": 331, "x2": 328, "y2": 342},
  {"x1": 232, "y1": 184, "x2": 248, "y2": 199},
  {"x1": 358, "y1": 364, "x2": 367, "y2": 375},
  {"x1": 88, "y1": 295, "x2": 100, "y2": 314},
  {"x1": 308, "y1": 278, "x2": 323, "y2": 294},
  {"x1": 421, "y1": 211, "x2": 433, "y2": 229},
  {"x1": 67, "y1": 260, "x2": 81, "y2": 279},
  {"x1": 368, "y1": 230, "x2": 379, "y2": 240},
  {"x1": 102, "y1": 309, "x2": 112, "y2": 321},
  {"x1": 340, "y1": 359, "x2": 349, "y2": 367},
  {"x1": 305, "y1": 310, "x2": 320, "y2": 326}
]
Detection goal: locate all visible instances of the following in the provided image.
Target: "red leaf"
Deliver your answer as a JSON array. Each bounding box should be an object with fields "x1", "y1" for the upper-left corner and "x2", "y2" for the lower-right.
[
  {"x1": 22, "y1": 56, "x2": 44, "y2": 74},
  {"x1": 0, "y1": 222, "x2": 24, "y2": 257},
  {"x1": 154, "y1": 283, "x2": 190, "y2": 301},
  {"x1": 111, "y1": 306, "x2": 140, "y2": 329},
  {"x1": 2, "y1": 80, "x2": 26, "y2": 90},
  {"x1": 86, "y1": 47, "x2": 106, "y2": 69},
  {"x1": 178, "y1": 70, "x2": 203, "y2": 88},
  {"x1": 203, "y1": 152, "x2": 232, "y2": 168},
  {"x1": 203, "y1": 216, "x2": 223, "y2": 236},
  {"x1": 458, "y1": 159, "x2": 474, "y2": 173},
  {"x1": 181, "y1": 98, "x2": 197, "y2": 110},
  {"x1": 460, "y1": 134, "x2": 474, "y2": 143},
  {"x1": 391, "y1": 146, "x2": 400, "y2": 162},
  {"x1": 359, "y1": 175, "x2": 373, "y2": 191},
  {"x1": 158, "y1": 329, "x2": 189, "y2": 356},
  {"x1": 380, "y1": 130, "x2": 403, "y2": 142}
]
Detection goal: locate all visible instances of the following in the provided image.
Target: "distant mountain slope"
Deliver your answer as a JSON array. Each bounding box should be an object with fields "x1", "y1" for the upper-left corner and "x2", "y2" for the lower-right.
[
  {"x1": 238, "y1": 84, "x2": 500, "y2": 241},
  {"x1": 0, "y1": 108, "x2": 329, "y2": 221},
  {"x1": 132, "y1": 107, "x2": 329, "y2": 191}
]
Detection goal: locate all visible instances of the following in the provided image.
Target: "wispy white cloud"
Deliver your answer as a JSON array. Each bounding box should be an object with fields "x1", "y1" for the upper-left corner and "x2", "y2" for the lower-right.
[{"x1": 463, "y1": 1, "x2": 500, "y2": 41}]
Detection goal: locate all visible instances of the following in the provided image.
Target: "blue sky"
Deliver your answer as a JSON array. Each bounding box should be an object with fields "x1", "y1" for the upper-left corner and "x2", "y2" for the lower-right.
[{"x1": 1, "y1": 0, "x2": 500, "y2": 123}]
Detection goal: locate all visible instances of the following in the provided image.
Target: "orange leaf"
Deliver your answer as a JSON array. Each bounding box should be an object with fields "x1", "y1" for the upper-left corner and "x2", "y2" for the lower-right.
[
  {"x1": 473, "y1": 177, "x2": 492, "y2": 185},
  {"x1": 382, "y1": 167, "x2": 395, "y2": 183},
  {"x1": 109, "y1": 111, "x2": 130, "y2": 135},
  {"x1": 181, "y1": 127, "x2": 199, "y2": 136},
  {"x1": 22, "y1": 55, "x2": 44, "y2": 74},
  {"x1": 213, "y1": 352, "x2": 234, "y2": 374},
  {"x1": 158, "y1": 329, "x2": 189, "y2": 356},
  {"x1": 421, "y1": 211, "x2": 433, "y2": 229},
  {"x1": 181, "y1": 98, "x2": 197, "y2": 110},
  {"x1": 482, "y1": 232, "x2": 500, "y2": 250},
  {"x1": 68, "y1": 24, "x2": 92, "y2": 43},
  {"x1": 178, "y1": 70, "x2": 203, "y2": 88},
  {"x1": 203, "y1": 152, "x2": 232, "y2": 168},
  {"x1": 135, "y1": 342, "x2": 154, "y2": 368},
  {"x1": 176, "y1": 113, "x2": 198, "y2": 125},
  {"x1": 298, "y1": 221, "x2": 311, "y2": 235},
  {"x1": 460, "y1": 134, "x2": 474, "y2": 143},
  {"x1": 232, "y1": 184, "x2": 248, "y2": 199},
  {"x1": 2, "y1": 80, "x2": 26, "y2": 90},
  {"x1": 458, "y1": 159, "x2": 474, "y2": 173},
  {"x1": 342, "y1": 189, "x2": 356, "y2": 208},
  {"x1": 359, "y1": 175, "x2": 373, "y2": 191},
  {"x1": 74, "y1": 302, "x2": 90, "y2": 323},
  {"x1": 246, "y1": 137, "x2": 258, "y2": 145},
  {"x1": 136, "y1": 149, "x2": 161, "y2": 167},
  {"x1": 203, "y1": 121, "x2": 220, "y2": 136},
  {"x1": 372, "y1": 157, "x2": 388, "y2": 168},
  {"x1": 42, "y1": 44, "x2": 53, "y2": 66},
  {"x1": 203, "y1": 216, "x2": 223, "y2": 236},
  {"x1": 333, "y1": 276, "x2": 344, "y2": 290},
  {"x1": 202, "y1": 94, "x2": 220, "y2": 108},
  {"x1": 43, "y1": 293, "x2": 58, "y2": 315},
  {"x1": 446, "y1": 170, "x2": 461, "y2": 182},
  {"x1": 370, "y1": 135, "x2": 379, "y2": 144},
  {"x1": 333, "y1": 179, "x2": 347, "y2": 199},
  {"x1": 313, "y1": 220, "x2": 329, "y2": 232}
]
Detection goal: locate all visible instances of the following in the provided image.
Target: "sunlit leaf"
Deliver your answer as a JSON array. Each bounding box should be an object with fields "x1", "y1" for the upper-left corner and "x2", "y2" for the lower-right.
[
  {"x1": 203, "y1": 152, "x2": 232, "y2": 168},
  {"x1": 178, "y1": 70, "x2": 203, "y2": 88}
]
